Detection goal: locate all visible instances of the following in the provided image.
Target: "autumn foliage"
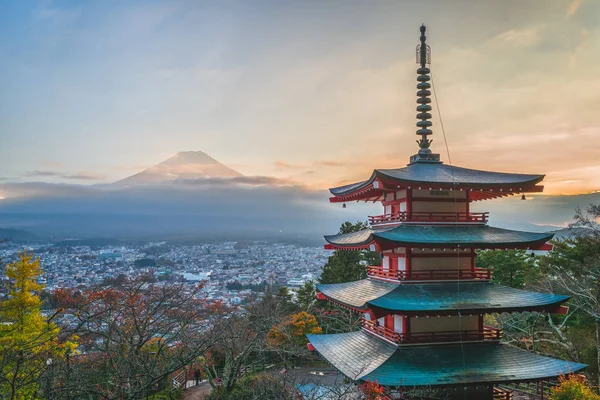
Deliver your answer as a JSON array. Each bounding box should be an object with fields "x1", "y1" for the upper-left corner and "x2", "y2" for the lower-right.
[
  {"x1": 266, "y1": 311, "x2": 322, "y2": 347},
  {"x1": 549, "y1": 374, "x2": 600, "y2": 400},
  {"x1": 0, "y1": 252, "x2": 76, "y2": 399},
  {"x1": 360, "y1": 380, "x2": 388, "y2": 400}
]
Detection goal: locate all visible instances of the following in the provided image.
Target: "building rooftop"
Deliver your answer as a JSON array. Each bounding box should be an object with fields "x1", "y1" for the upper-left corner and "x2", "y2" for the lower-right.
[
  {"x1": 316, "y1": 280, "x2": 568, "y2": 314},
  {"x1": 324, "y1": 225, "x2": 554, "y2": 250},
  {"x1": 307, "y1": 331, "x2": 586, "y2": 386}
]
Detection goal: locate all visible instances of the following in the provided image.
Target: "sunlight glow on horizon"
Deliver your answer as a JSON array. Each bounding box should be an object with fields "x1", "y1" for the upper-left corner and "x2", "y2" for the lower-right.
[{"x1": 0, "y1": 0, "x2": 599, "y2": 196}]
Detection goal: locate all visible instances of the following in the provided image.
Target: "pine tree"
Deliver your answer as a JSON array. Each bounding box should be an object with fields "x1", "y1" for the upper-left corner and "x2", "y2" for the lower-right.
[{"x1": 319, "y1": 221, "x2": 381, "y2": 284}]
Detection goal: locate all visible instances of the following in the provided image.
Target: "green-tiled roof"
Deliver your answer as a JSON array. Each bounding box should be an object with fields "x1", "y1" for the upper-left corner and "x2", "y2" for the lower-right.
[
  {"x1": 316, "y1": 280, "x2": 568, "y2": 313},
  {"x1": 324, "y1": 225, "x2": 553, "y2": 248},
  {"x1": 317, "y1": 279, "x2": 397, "y2": 310},
  {"x1": 330, "y1": 163, "x2": 544, "y2": 196},
  {"x1": 307, "y1": 331, "x2": 586, "y2": 387}
]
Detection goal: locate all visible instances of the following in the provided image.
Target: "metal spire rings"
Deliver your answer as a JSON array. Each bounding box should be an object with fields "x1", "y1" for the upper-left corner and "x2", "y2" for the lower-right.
[{"x1": 416, "y1": 24, "x2": 432, "y2": 153}]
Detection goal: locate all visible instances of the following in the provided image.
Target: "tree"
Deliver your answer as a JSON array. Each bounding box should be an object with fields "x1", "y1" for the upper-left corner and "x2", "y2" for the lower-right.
[
  {"x1": 295, "y1": 281, "x2": 316, "y2": 312},
  {"x1": 476, "y1": 249, "x2": 537, "y2": 288},
  {"x1": 538, "y1": 204, "x2": 600, "y2": 388},
  {"x1": 550, "y1": 374, "x2": 600, "y2": 400},
  {"x1": 319, "y1": 221, "x2": 381, "y2": 284},
  {"x1": 0, "y1": 252, "x2": 74, "y2": 400},
  {"x1": 54, "y1": 275, "x2": 218, "y2": 399},
  {"x1": 266, "y1": 311, "x2": 322, "y2": 347}
]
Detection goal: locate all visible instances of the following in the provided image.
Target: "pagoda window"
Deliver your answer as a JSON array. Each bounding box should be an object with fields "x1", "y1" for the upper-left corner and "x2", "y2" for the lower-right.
[
  {"x1": 393, "y1": 315, "x2": 404, "y2": 334},
  {"x1": 382, "y1": 256, "x2": 390, "y2": 272}
]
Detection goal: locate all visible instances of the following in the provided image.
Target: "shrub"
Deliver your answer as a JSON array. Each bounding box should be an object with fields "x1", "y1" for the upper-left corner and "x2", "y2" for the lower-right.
[{"x1": 550, "y1": 375, "x2": 600, "y2": 400}]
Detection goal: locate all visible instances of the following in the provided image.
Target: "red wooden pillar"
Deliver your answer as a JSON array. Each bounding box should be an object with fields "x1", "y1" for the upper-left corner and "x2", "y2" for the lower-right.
[
  {"x1": 402, "y1": 316, "x2": 410, "y2": 335},
  {"x1": 539, "y1": 381, "x2": 544, "y2": 400},
  {"x1": 471, "y1": 248, "x2": 476, "y2": 272},
  {"x1": 406, "y1": 248, "x2": 412, "y2": 277},
  {"x1": 465, "y1": 190, "x2": 470, "y2": 215},
  {"x1": 384, "y1": 315, "x2": 395, "y2": 336}
]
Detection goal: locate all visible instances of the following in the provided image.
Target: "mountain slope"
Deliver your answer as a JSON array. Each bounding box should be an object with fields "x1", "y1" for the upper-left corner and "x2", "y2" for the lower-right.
[{"x1": 115, "y1": 151, "x2": 242, "y2": 185}]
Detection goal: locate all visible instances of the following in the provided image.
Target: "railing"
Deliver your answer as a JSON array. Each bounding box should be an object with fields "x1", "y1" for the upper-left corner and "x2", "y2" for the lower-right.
[
  {"x1": 367, "y1": 265, "x2": 492, "y2": 281},
  {"x1": 493, "y1": 386, "x2": 514, "y2": 400},
  {"x1": 399, "y1": 326, "x2": 503, "y2": 344},
  {"x1": 368, "y1": 211, "x2": 489, "y2": 225},
  {"x1": 361, "y1": 318, "x2": 502, "y2": 344},
  {"x1": 172, "y1": 370, "x2": 187, "y2": 389},
  {"x1": 361, "y1": 318, "x2": 401, "y2": 343}
]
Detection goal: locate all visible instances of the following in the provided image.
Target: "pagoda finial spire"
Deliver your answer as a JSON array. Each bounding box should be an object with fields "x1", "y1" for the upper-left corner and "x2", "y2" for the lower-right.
[{"x1": 410, "y1": 24, "x2": 440, "y2": 164}]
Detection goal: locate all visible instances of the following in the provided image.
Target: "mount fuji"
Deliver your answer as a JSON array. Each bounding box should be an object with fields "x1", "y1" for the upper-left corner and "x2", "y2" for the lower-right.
[{"x1": 115, "y1": 151, "x2": 242, "y2": 185}]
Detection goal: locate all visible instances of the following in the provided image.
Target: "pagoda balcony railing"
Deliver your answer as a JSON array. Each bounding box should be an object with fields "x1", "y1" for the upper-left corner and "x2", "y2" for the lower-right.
[
  {"x1": 361, "y1": 318, "x2": 503, "y2": 345},
  {"x1": 368, "y1": 211, "x2": 489, "y2": 225},
  {"x1": 367, "y1": 265, "x2": 492, "y2": 281}
]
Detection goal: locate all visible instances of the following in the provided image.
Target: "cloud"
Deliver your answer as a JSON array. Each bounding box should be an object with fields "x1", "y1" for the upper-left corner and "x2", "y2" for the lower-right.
[
  {"x1": 315, "y1": 161, "x2": 345, "y2": 167},
  {"x1": 41, "y1": 160, "x2": 63, "y2": 168},
  {"x1": 488, "y1": 26, "x2": 543, "y2": 48},
  {"x1": 25, "y1": 170, "x2": 106, "y2": 181},
  {"x1": 273, "y1": 160, "x2": 305, "y2": 169},
  {"x1": 174, "y1": 175, "x2": 300, "y2": 187},
  {"x1": 567, "y1": 0, "x2": 583, "y2": 17}
]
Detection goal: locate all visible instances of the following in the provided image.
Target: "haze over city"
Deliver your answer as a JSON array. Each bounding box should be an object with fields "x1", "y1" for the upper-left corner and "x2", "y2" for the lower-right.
[{"x1": 1, "y1": 0, "x2": 599, "y2": 240}]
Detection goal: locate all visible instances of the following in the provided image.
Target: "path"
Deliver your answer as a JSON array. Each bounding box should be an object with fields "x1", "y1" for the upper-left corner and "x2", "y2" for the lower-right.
[{"x1": 181, "y1": 380, "x2": 212, "y2": 400}]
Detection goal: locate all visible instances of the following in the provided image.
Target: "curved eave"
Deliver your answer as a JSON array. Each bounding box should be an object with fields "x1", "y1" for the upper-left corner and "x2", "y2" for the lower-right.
[
  {"x1": 306, "y1": 331, "x2": 586, "y2": 386},
  {"x1": 316, "y1": 279, "x2": 398, "y2": 311},
  {"x1": 367, "y1": 282, "x2": 569, "y2": 315},
  {"x1": 324, "y1": 225, "x2": 554, "y2": 250},
  {"x1": 363, "y1": 342, "x2": 586, "y2": 387},
  {"x1": 374, "y1": 167, "x2": 545, "y2": 189},
  {"x1": 328, "y1": 164, "x2": 545, "y2": 202},
  {"x1": 316, "y1": 280, "x2": 569, "y2": 315}
]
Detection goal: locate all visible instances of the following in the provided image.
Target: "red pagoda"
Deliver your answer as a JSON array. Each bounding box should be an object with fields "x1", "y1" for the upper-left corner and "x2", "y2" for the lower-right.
[{"x1": 307, "y1": 25, "x2": 585, "y2": 400}]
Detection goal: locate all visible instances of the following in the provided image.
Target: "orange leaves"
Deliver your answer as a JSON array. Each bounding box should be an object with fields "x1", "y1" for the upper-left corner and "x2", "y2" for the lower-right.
[
  {"x1": 360, "y1": 380, "x2": 387, "y2": 400},
  {"x1": 266, "y1": 311, "x2": 322, "y2": 347},
  {"x1": 550, "y1": 374, "x2": 600, "y2": 400}
]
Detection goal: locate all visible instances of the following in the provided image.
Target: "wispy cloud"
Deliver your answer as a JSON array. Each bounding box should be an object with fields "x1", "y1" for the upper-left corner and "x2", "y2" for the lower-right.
[
  {"x1": 26, "y1": 170, "x2": 106, "y2": 181},
  {"x1": 315, "y1": 161, "x2": 345, "y2": 167},
  {"x1": 567, "y1": 0, "x2": 583, "y2": 17},
  {"x1": 488, "y1": 26, "x2": 543, "y2": 48},
  {"x1": 273, "y1": 160, "x2": 305, "y2": 169}
]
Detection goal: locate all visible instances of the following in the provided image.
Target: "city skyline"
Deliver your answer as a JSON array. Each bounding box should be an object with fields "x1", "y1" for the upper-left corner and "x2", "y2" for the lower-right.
[{"x1": 1, "y1": 0, "x2": 599, "y2": 195}]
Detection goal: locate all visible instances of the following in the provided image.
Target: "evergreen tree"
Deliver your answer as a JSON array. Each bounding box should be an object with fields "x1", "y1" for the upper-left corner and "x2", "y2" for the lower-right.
[
  {"x1": 476, "y1": 249, "x2": 537, "y2": 288},
  {"x1": 319, "y1": 221, "x2": 381, "y2": 284},
  {"x1": 296, "y1": 281, "x2": 316, "y2": 312}
]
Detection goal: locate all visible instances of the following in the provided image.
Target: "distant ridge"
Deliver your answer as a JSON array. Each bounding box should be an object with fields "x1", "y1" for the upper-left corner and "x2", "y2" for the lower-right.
[
  {"x1": 0, "y1": 228, "x2": 41, "y2": 242},
  {"x1": 115, "y1": 150, "x2": 242, "y2": 185}
]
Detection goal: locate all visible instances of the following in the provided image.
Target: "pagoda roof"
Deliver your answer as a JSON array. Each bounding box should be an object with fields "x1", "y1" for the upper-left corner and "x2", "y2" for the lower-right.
[
  {"x1": 330, "y1": 163, "x2": 544, "y2": 201},
  {"x1": 316, "y1": 280, "x2": 569, "y2": 314},
  {"x1": 307, "y1": 331, "x2": 586, "y2": 386},
  {"x1": 324, "y1": 225, "x2": 553, "y2": 250}
]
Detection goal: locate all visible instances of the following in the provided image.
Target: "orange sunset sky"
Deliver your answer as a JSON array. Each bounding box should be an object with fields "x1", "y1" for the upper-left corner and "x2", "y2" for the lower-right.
[{"x1": 1, "y1": 0, "x2": 599, "y2": 195}]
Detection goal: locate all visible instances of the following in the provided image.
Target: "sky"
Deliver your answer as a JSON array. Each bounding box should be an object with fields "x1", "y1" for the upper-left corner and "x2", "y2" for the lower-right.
[{"x1": 1, "y1": 0, "x2": 599, "y2": 194}]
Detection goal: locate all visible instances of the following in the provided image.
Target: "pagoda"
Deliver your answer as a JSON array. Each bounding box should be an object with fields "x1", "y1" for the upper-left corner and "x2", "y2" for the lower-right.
[{"x1": 307, "y1": 25, "x2": 586, "y2": 400}]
